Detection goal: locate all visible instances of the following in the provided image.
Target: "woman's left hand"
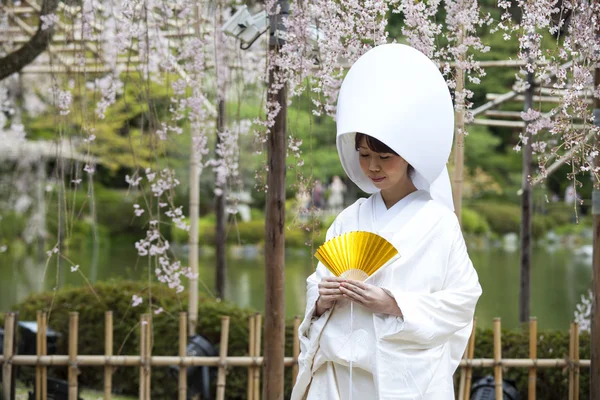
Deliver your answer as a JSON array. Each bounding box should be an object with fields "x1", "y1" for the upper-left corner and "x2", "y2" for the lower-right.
[{"x1": 340, "y1": 280, "x2": 403, "y2": 317}]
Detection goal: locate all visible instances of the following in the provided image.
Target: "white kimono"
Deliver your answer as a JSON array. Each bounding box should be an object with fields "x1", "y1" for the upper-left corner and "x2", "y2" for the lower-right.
[{"x1": 292, "y1": 190, "x2": 482, "y2": 400}]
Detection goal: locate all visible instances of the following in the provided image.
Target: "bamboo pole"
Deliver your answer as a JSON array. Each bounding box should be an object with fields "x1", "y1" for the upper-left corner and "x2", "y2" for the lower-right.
[
  {"x1": 292, "y1": 316, "x2": 300, "y2": 386},
  {"x1": 529, "y1": 317, "x2": 537, "y2": 400},
  {"x1": 493, "y1": 318, "x2": 503, "y2": 400},
  {"x1": 254, "y1": 313, "x2": 262, "y2": 400},
  {"x1": 574, "y1": 322, "x2": 580, "y2": 400},
  {"x1": 0, "y1": 354, "x2": 304, "y2": 367},
  {"x1": 105, "y1": 311, "x2": 113, "y2": 400},
  {"x1": 2, "y1": 353, "x2": 594, "y2": 368},
  {"x1": 2, "y1": 313, "x2": 15, "y2": 400},
  {"x1": 35, "y1": 311, "x2": 42, "y2": 400},
  {"x1": 464, "y1": 318, "x2": 477, "y2": 400},
  {"x1": 452, "y1": 25, "x2": 466, "y2": 223},
  {"x1": 248, "y1": 315, "x2": 256, "y2": 400},
  {"x1": 146, "y1": 316, "x2": 151, "y2": 399},
  {"x1": 569, "y1": 322, "x2": 575, "y2": 400},
  {"x1": 41, "y1": 312, "x2": 48, "y2": 400},
  {"x1": 216, "y1": 316, "x2": 231, "y2": 400},
  {"x1": 69, "y1": 312, "x2": 79, "y2": 400},
  {"x1": 458, "y1": 350, "x2": 468, "y2": 400},
  {"x1": 178, "y1": 313, "x2": 187, "y2": 400},
  {"x1": 139, "y1": 314, "x2": 151, "y2": 400}
]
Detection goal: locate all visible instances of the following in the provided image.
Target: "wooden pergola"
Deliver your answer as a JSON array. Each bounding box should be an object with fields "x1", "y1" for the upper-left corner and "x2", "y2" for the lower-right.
[{"x1": 0, "y1": 0, "x2": 200, "y2": 75}]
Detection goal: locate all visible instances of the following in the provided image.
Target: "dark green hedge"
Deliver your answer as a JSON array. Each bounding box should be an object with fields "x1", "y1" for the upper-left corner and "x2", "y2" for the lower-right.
[
  {"x1": 1, "y1": 282, "x2": 590, "y2": 399},
  {"x1": 2, "y1": 281, "x2": 297, "y2": 398},
  {"x1": 468, "y1": 328, "x2": 590, "y2": 399}
]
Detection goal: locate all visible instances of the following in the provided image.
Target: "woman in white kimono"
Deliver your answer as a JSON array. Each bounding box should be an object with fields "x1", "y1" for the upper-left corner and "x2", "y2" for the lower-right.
[{"x1": 291, "y1": 44, "x2": 482, "y2": 400}]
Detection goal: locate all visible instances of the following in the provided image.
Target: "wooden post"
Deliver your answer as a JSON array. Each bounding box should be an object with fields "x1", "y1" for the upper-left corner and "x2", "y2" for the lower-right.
[
  {"x1": 458, "y1": 344, "x2": 468, "y2": 400},
  {"x1": 248, "y1": 314, "x2": 256, "y2": 400},
  {"x1": 215, "y1": 97, "x2": 227, "y2": 299},
  {"x1": 452, "y1": 25, "x2": 466, "y2": 223},
  {"x1": 35, "y1": 311, "x2": 41, "y2": 400},
  {"x1": 574, "y1": 322, "x2": 580, "y2": 400},
  {"x1": 520, "y1": 65, "x2": 535, "y2": 325},
  {"x1": 264, "y1": 2, "x2": 288, "y2": 398},
  {"x1": 528, "y1": 317, "x2": 537, "y2": 400},
  {"x1": 188, "y1": 1, "x2": 202, "y2": 338},
  {"x1": 69, "y1": 312, "x2": 79, "y2": 400},
  {"x1": 569, "y1": 322, "x2": 575, "y2": 400},
  {"x1": 178, "y1": 313, "x2": 187, "y2": 400},
  {"x1": 2, "y1": 313, "x2": 15, "y2": 400},
  {"x1": 292, "y1": 316, "x2": 300, "y2": 386},
  {"x1": 254, "y1": 313, "x2": 262, "y2": 400},
  {"x1": 464, "y1": 318, "x2": 477, "y2": 400},
  {"x1": 216, "y1": 316, "x2": 230, "y2": 400},
  {"x1": 139, "y1": 314, "x2": 151, "y2": 400},
  {"x1": 493, "y1": 318, "x2": 502, "y2": 400},
  {"x1": 41, "y1": 312, "x2": 47, "y2": 400},
  {"x1": 105, "y1": 311, "x2": 113, "y2": 400},
  {"x1": 591, "y1": 38, "x2": 600, "y2": 400},
  {"x1": 146, "y1": 316, "x2": 151, "y2": 400}
]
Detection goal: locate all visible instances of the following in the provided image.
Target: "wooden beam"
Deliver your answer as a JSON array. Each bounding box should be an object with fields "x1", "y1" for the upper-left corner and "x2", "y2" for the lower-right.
[{"x1": 471, "y1": 59, "x2": 575, "y2": 117}]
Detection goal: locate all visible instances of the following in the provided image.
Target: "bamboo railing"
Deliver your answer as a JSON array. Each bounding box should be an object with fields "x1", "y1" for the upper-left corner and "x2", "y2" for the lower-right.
[{"x1": 0, "y1": 313, "x2": 590, "y2": 400}]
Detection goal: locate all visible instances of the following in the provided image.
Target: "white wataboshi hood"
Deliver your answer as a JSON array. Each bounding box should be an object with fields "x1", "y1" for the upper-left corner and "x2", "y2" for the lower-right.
[{"x1": 336, "y1": 43, "x2": 455, "y2": 210}]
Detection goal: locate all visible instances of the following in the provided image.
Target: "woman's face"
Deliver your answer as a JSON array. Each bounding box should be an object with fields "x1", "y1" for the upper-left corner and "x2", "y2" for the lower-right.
[{"x1": 357, "y1": 136, "x2": 411, "y2": 192}]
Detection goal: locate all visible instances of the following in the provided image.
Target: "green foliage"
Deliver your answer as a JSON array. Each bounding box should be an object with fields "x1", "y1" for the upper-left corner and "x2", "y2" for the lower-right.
[
  {"x1": 7, "y1": 281, "x2": 299, "y2": 398},
  {"x1": 470, "y1": 201, "x2": 555, "y2": 238},
  {"x1": 170, "y1": 216, "x2": 326, "y2": 248},
  {"x1": 47, "y1": 186, "x2": 145, "y2": 239},
  {"x1": 470, "y1": 202, "x2": 521, "y2": 235},
  {"x1": 461, "y1": 207, "x2": 490, "y2": 235}
]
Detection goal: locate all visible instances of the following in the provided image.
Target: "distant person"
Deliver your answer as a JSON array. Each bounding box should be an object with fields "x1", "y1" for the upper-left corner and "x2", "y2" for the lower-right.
[
  {"x1": 312, "y1": 180, "x2": 325, "y2": 209},
  {"x1": 327, "y1": 175, "x2": 346, "y2": 214}
]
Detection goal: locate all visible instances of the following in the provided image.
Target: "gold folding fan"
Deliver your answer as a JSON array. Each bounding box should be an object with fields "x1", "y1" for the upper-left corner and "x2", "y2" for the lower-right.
[{"x1": 314, "y1": 231, "x2": 399, "y2": 281}]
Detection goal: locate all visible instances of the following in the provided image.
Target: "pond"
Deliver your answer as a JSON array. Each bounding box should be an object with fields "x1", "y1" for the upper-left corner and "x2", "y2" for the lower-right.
[{"x1": 0, "y1": 237, "x2": 592, "y2": 331}]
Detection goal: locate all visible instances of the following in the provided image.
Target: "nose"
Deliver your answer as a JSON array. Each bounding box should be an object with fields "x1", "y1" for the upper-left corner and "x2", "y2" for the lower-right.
[{"x1": 369, "y1": 157, "x2": 380, "y2": 172}]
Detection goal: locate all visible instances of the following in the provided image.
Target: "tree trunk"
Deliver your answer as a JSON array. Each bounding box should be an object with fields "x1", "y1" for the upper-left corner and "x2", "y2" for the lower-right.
[
  {"x1": 519, "y1": 68, "x2": 534, "y2": 325},
  {"x1": 0, "y1": 0, "x2": 60, "y2": 80},
  {"x1": 215, "y1": 98, "x2": 227, "y2": 299},
  {"x1": 262, "y1": 1, "x2": 288, "y2": 398},
  {"x1": 591, "y1": 51, "x2": 600, "y2": 400}
]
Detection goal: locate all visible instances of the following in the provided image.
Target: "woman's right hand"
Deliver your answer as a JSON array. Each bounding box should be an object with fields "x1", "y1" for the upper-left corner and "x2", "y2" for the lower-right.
[{"x1": 314, "y1": 277, "x2": 345, "y2": 316}]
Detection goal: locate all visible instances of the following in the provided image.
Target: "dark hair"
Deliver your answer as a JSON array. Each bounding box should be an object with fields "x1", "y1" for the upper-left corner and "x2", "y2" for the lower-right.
[
  {"x1": 354, "y1": 132, "x2": 398, "y2": 155},
  {"x1": 354, "y1": 132, "x2": 415, "y2": 175}
]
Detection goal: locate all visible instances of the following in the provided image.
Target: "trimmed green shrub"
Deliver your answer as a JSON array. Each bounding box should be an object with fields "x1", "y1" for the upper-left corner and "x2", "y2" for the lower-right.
[
  {"x1": 470, "y1": 201, "x2": 521, "y2": 235},
  {"x1": 5, "y1": 281, "x2": 298, "y2": 399},
  {"x1": 171, "y1": 218, "x2": 326, "y2": 248},
  {"x1": 461, "y1": 207, "x2": 490, "y2": 235},
  {"x1": 471, "y1": 201, "x2": 558, "y2": 238}
]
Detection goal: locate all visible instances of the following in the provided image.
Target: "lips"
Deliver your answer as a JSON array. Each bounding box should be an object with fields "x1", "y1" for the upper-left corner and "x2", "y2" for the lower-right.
[{"x1": 370, "y1": 176, "x2": 385, "y2": 183}]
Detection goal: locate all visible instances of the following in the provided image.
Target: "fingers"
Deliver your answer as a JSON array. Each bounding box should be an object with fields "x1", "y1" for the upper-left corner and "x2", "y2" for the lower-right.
[
  {"x1": 339, "y1": 285, "x2": 365, "y2": 304},
  {"x1": 319, "y1": 288, "x2": 342, "y2": 296},
  {"x1": 321, "y1": 276, "x2": 345, "y2": 283}
]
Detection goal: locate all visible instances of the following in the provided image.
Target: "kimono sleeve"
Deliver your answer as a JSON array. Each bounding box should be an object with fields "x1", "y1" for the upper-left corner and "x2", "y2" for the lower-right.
[
  {"x1": 376, "y1": 219, "x2": 482, "y2": 348},
  {"x1": 296, "y1": 217, "x2": 340, "y2": 361}
]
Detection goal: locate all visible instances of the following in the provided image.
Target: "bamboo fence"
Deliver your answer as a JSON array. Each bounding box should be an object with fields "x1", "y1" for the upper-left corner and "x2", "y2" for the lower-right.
[{"x1": 0, "y1": 313, "x2": 590, "y2": 400}]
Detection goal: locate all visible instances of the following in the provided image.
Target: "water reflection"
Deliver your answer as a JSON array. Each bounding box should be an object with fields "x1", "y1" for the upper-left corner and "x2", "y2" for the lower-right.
[{"x1": 0, "y1": 241, "x2": 592, "y2": 331}]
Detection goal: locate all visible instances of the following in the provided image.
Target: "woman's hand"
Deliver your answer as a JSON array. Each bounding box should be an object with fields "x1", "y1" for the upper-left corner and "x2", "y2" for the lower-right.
[
  {"x1": 340, "y1": 280, "x2": 403, "y2": 317},
  {"x1": 314, "y1": 277, "x2": 345, "y2": 317}
]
